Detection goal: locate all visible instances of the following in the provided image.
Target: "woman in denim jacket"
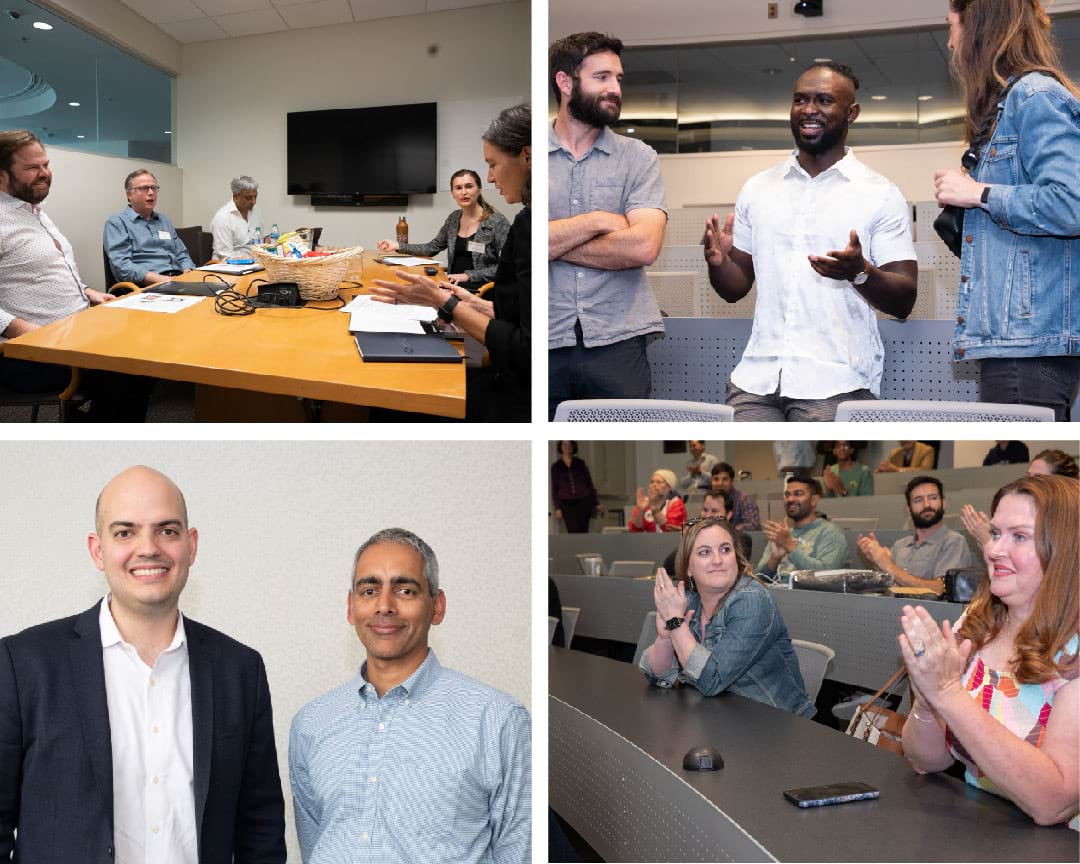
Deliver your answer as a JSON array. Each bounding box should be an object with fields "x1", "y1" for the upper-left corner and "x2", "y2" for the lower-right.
[
  {"x1": 934, "y1": 0, "x2": 1080, "y2": 420},
  {"x1": 639, "y1": 517, "x2": 815, "y2": 717},
  {"x1": 377, "y1": 169, "x2": 510, "y2": 292}
]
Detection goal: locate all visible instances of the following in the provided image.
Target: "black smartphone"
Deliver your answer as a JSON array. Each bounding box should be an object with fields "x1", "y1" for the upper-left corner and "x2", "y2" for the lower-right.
[{"x1": 782, "y1": 781, "x2": 879, "y2": 808}]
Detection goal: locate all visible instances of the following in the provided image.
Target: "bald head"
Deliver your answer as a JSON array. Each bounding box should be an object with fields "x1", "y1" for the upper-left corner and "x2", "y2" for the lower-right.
[{"x1": 95, "y1": 466, "x2": 188, "y2": 535}]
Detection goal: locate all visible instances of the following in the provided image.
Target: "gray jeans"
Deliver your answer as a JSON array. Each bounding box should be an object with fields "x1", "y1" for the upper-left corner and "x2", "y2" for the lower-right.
[
  {"x1": 979, "y1": 357, "x2": 1080, "y2": 422},
  {"x1": 726, "y1": 382, "x2": 876, "y2": 422}
]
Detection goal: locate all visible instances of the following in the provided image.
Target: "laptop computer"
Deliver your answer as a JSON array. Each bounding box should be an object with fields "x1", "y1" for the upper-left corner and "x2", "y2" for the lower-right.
[{"x1": 144, "y1": 280, "x2": 224, "y2": 297}]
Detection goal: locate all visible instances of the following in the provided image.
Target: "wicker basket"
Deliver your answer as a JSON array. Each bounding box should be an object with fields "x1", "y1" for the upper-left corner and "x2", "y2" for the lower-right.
[{"x1": 250, "y1": 245, "x2": 363, "y2": 301}]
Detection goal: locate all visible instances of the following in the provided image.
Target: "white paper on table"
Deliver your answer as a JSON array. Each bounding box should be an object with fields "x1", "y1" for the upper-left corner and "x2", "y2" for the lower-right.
[
  {"x1": 105, "y1": 293, "x2": 205, "y2": 313},
  {"x1": 379, "y1": 256, "x2": 438, "y2": 267},
  {"x1": 349, "y1": 315, "x2": 425, "y2": 334},
  {"x1": 342, "y1": 295, "x2": 437, "y2": 322}
]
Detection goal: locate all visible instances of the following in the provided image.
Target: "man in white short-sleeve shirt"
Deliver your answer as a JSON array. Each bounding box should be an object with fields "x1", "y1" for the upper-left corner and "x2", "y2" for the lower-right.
[
  {"x1": 704, "y1": 62, "x2": 918, "y2": 422},
  {"x1": 209, "y1": 175, "x2": 264, "y2": 261}
]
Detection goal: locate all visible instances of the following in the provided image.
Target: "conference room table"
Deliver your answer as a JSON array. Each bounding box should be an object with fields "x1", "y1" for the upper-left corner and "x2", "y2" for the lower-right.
[
  {"x1": 550, "y1": 648, "x2": 1077, "y2": 862},
  {"x1": 2, "y1": 253, "x2": 465, "y2": 420}
]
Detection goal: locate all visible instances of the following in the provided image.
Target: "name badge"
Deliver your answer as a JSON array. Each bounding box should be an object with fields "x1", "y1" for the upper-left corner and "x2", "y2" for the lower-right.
[
  {"x1": 467, "y1": 240, "x2": 486, "y2": 255},
  {"x1": 158, "y1": 230, "x2": 172, "y2": 240}
]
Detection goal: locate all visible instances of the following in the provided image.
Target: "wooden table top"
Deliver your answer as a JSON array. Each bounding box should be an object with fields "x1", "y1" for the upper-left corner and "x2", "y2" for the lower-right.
[{"x1": 3, "y1": 252, "x2": 465, "y2": 418}]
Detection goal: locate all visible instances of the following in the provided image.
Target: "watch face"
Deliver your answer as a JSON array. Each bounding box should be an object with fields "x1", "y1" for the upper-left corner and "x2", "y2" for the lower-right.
[
  {"x1": 665, "y1": 616, "x2": 685, "y2": 631},
  {"x1": 852, "y1": 271, "x2": 869, "y2": 285}
]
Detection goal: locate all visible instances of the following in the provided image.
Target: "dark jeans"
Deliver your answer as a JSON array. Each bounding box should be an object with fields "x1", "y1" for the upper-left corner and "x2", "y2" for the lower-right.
[
  {"x1": 557, "y1": 498, "x2": 594, "y2": 534},
  {"x1": 0, "y1": 357, "x2": 154, "y2": 421},
  {"x1": 549, "y1": 322, "x2": 651, "y2": 419},
  {"x1": 979, "y1": 356, "x2": 1080, "y2": 422}
]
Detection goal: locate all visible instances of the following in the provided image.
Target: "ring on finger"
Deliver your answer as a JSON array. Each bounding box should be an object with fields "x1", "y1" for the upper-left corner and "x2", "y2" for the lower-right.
[{"x1": 913, "y1": 643, "x2": 926, "y2": 658}]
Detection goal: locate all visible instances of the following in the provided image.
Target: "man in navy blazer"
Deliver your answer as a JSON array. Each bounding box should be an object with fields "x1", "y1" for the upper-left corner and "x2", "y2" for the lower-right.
[{"x1": 0, "y1": 465, "x2": 286, "y2": 863}]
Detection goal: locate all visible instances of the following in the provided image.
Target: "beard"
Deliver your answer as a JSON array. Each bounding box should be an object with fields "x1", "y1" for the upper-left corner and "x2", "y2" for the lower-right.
[
  {"x1": 568, "y1": 82, "x2": 621, "y2": 128},
  {"x1": 7, "y1": 174, "x2": 50, "y2": 205},
  {"x1": 790, "y1": 117, "x2": 846, "y2": 156},
  {"x1": 912, "y1": 506, "x2": 945, "y2": 529},
  {"x1": 785, "y1": 501, "x2": 812, "y2": 522}
]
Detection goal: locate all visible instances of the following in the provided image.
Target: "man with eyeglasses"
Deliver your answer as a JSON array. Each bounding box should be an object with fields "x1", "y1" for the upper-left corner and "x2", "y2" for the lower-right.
[
  {"x1": 104, "y1": 169, "x2": 194, "y2": 286},
  {"x1": 663, "y1": 490, "x2": 752, "y2": 577}
]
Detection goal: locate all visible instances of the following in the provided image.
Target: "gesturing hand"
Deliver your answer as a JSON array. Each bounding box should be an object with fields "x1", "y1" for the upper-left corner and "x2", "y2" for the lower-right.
[
  {"x1": 636, "y1": 487, "x2": 650, "y2": 513},
  {"x1": 822, "y1": 467, "x2": 845, "y2": 496},
  {"x1": 960, "y1": 505, "x2": 991, "y2": 549},
  {"x1": 898, "y1": 605, "x2": 973, "y2": 712},
  {"x1": 762, "y1": 519, "x2": 794, "y2": 553},
  {"x1": 808, "y1": 230, "x2": 867, "y2": 282},
  {"x1": 654, "y1": 567, "x2": 692, "y2": 625},
  {"x1": 856, "y1": 532, "x2": 891, "y2": 570},
  {"x1": 703, "y1": 213, "x2": 735, "y2": 268},
  {"x1": 370, "y1": 271, "x2": 448, "y2": 309}
]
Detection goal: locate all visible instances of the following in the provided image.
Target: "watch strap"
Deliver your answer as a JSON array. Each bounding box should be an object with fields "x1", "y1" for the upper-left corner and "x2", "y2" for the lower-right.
[
  {"x1": 980, "y1": 185, "x2": 991, "y2": 205},
  {"x1": 437, "y1": 294, "x2": 460, "y2": 323},
  {"x1": 665, "y1": 616, "x2": 686, "y2": 631}
]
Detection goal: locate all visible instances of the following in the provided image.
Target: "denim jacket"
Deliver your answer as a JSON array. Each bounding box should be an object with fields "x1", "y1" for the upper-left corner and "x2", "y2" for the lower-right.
[
  {"x1": 953, "y1": 72, "x2": 1080, "y2": 360},
  {"x1": 639, "y1": 576, "x2": 815, "y2": 718}
]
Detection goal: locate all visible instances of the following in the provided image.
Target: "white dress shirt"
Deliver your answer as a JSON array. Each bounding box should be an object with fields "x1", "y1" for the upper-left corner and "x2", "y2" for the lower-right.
[
  {"x1": 730, "y1": 148, "x2": 917, "y2": 398},
  {"x1": 99, "y1": 597, "x2": 197, "y2": 864},
  {"x1": 209, "y1": 200, "x2": 264, "y2": 260},
  {"x1": 0, "y1": 191, "x2": 88, "y2": 339}
]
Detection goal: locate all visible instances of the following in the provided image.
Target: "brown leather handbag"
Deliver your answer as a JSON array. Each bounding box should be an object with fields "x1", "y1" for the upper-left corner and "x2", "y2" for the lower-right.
[{"x1": 846, "y1": 665, "x2": 908, "y2": 756}]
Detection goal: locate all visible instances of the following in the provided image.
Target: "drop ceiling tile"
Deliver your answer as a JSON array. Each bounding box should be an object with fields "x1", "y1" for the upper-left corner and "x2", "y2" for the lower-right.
[
  {"x1": 193, "y1": 0, "x2": 273, "y2": 15},
  {"x1": 276, "y1": 0, "x2": 353, "y2": 28},
  {"x1": 156, "y1": 17, "x2": 231, "y2": 42},
  {"x1": 426, "y1": 0, "x2": 500, "y2": 10},
  {"x1": 348, "y1": 0, "x2": 426, "y2": 22},
  {"x1": 119, "y1": 0, "x2": 206, "y2": 24},
  {"x1": 214, "y1": 8, "x2": 289, "y2": 36}
]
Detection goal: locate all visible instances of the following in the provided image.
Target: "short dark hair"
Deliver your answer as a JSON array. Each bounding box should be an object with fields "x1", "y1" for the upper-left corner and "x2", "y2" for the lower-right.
[
  {"x1": 556, "y1": 440, "x2": 578, "y2": 455},
  {"x1": 703, "y1": 489, "x2": 734, "y2": 513},
  {"x1": 0, "y1": 130, "x2": 42, "y2": 174},
  {"x1": 787, "y1": 473, "x2": 822, "y2": 497},
  {"x1": 803, "y1": 60, "x2": 860, "y2": 91},
  {"x1": 550, "y1": 32, "x2": 624, "y2": 106},
  {"x1": 124, "y1": 168, "x2": 156, "y2": 192},
  {"x1": 712, "y1": 462, "x2": 735, "y2": 479},
  {"x1": 904, "y1": 475, "x2": 944, "y2": 505}
]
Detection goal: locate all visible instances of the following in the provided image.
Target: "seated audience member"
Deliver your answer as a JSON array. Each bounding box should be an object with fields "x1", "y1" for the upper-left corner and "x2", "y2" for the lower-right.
[
  {"x1": 703, "y1": 62, "x2": 917, "y2": 422},
  {"x1": 858, "y1": 476, "x2": 977, "y2": 595},
  {"x1": 756, "y1": 475, "x2": 847, "y2": 580},
  {"x1": 773, "y1": 440, "x2": 816, "y2": 475},
  {"x1": 963, "y1": 448, "x2": 1080, "y2": 548},
  {"x1": 0, "y1": 130, "x2": 152, "y2": 420},
  {"x1": 640, "y1": 517, "x2": 815, "y2": 717},
  {"x1": 104, "y1": 169, "x2": 194, "y2": 286},
  {"x1": 551, "y1": 440, "x2": 602, "y2": 534},
  {"x1": 899, "y1": 474, "x2": 1079, "y2": 828},
  {"x1": 663, "y1": 490, "x2": 752, "y2": 576},
  {"x1": 676, "y1": 440, "x2": 719, "y2": 496},
  {"x1": 710, "y1": 462, "x2": 761, "y2": 531},
  {"x1": 210, "y1": 175, "x2": 264, "y2": 260},
  {"x1": 878, "y1": 440, "x2": 935, "y2": 473},
  {"x1": 630, "y1": 469, "x2": 686, "y2": 533},
  {"x1": 983, "y1": 441, "x2": 1030, "y2": 466},
  {"x1": 377, "y1": 169, "x2": 509, "y2": 292},
  {"x1": 823, "y1": 440, "x2": 874, "y2": 497}
]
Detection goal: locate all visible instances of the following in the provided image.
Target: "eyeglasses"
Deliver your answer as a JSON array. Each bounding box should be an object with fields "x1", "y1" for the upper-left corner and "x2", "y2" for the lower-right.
[{"x1": 131, "y1": 184, "x2": 160, "y2": 193}]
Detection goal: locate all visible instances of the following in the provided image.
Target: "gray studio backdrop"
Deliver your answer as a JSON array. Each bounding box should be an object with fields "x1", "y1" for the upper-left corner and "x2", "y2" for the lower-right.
[{"x1": 0, "y1": 439, "x2": 531, "y2": 861}]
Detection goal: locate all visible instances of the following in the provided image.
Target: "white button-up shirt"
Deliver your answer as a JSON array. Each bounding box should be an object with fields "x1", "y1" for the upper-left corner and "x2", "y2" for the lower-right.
[
  {"x1": 209, "y1": 199, "x2": 264, "y2": 260},
  {"x1": 730, "y1": 149, "x2": 916, "y2": 398},
  {"x1": 99, "y1": 597, "x2": 197, "y2": 864},
  {"x1": 0, "y1": 190, "x2": 88, "y2": 339}
]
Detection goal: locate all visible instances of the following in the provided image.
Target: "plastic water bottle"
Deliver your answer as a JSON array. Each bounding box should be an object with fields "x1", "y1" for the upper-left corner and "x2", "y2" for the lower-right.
[
  {"x1": 269, "y1": 223, "x2": 280, "y2": 245},
  {"x1": 253, "y1": 225, "x2": 262, "y2": 244}
]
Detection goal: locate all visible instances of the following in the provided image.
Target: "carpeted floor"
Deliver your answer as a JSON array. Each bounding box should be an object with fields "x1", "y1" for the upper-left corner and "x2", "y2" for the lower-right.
[{"x1": 0, "y1": 379, "x2": 196, "y2": 423}]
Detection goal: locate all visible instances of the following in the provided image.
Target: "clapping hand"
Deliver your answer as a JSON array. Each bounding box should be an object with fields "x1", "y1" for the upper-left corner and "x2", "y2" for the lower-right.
[
  {"x1": 809, "y1": 230, "x2": 867, "y2": 282},
  {"x1": 654, "y1": 567, "x2": 692, "y2": 633},
  {"x1": 636, "y1": 486, "x2": 650, "y2": 514},
  {"x1": 960, "y1": 505, "x2": 991, "y2": 548},
  {"x1": 857, "y1": 532, "x2": 892, "y2": 571},
  {"x1": 762, "y1": 519, "x2": 795, "y2": 557},
  {"x1": 898, "y1": 605, "x2": 972, "y2": 712},
  {"x1": 823, "y1": 467, "x2": 846, "y2": 496}
]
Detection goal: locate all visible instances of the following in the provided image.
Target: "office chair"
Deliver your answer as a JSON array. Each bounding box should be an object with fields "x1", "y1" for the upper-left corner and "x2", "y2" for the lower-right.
[
  {"x1": 632, "y1": 612, "x2": 657, "y2": 667},
  {"x1": 553, "y1": 399, "x2": 735, "y2": 422},
  {"x1": 791, "y1": 639, "x2": 836, "y2": 703},
  {"x1": 0, "y1": 366, "x2": 83, "y2": 422},
  {"x1": 834, "y1": 399, "x2": 1055, "y2": 422},
  {"x1": 609, "y1": 560, "x2": 656, "y2": 578},
  {"x1": 561, "y1": 607, "x2": 581, "y2": 649},
  {"x1": 548, "y1": 616, "x2": 559, "y2": 644},
  {"x1": 477, "y1": 281, "x2": 495, "y2": 297}
]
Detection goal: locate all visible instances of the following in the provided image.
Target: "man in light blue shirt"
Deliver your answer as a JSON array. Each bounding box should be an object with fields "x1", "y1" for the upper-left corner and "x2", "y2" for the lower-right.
[
  {"x1": 289, "y1": 528, "x2": 531, "y2": 864},
  {"x1": 104, "y1": 169, "x2": 194, "y2": 286}
]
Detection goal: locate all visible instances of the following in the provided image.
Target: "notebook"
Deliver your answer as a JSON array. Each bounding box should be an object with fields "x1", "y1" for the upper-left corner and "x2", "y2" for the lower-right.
[
  {"x1": 144, "y1": 280, "x2": 223, "y2": 297},
  {"x1": 353, "y1": 331, "x2": 462, "y2": 363}
]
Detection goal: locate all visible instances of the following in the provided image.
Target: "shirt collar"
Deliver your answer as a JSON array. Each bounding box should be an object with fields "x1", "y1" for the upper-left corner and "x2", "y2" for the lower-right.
[
  {"x1": 783, "y1": 146, "x2": 860, "y2": 181},
  {"x1": 548, "y1": 120, "x2": 616, "y2": 156},
  {"x1": 0, "y1": 190, "x2": 38, "y2": 215},
  {"x1": 357, "y1": 648, "x2": 440, "y2": 703},
  {"x1": 124, "y1": 205, "x2": 158, "y2": 223},
  {"x1": 99, "y1": 593, "x2": 187, "y2": 652}
]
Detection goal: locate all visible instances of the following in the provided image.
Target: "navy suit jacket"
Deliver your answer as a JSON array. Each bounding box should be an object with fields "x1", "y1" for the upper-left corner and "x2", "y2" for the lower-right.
[{"x1": 0, "y1": 602, "x2": 286, "y2": 863}]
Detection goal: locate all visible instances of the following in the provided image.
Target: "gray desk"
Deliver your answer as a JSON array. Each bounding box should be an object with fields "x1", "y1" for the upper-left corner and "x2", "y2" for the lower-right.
[
  {"x1": 551, "y1": 573, "x2": 957, "y2": 691},
  {"x1": 550, "y1": 648, "x2": 1076, "y2": 863}
]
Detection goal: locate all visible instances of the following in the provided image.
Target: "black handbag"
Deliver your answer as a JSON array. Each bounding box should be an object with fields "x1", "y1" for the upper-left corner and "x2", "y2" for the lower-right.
[{"x1": 944, "y1": 566, "x2": 983, "y2": 603}]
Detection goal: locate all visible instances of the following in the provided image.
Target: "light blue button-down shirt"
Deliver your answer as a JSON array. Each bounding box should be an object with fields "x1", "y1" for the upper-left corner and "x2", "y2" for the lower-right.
[
  {"x1": 289, "y1": 650, "x2": 530, "y2": 864},
  {"x1": 103, "y1": 206, "x2": 194, "y2": 284}
]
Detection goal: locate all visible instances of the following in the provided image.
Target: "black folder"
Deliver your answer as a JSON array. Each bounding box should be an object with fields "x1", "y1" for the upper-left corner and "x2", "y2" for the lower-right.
[{"x1": 353, "y1": 331, "x2": 462, "y2": 363}]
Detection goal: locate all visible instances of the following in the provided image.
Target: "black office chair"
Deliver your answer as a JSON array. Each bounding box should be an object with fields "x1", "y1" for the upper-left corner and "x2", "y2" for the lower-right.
[
  {"x1": 0, "y1": 366, "x2": 84, "y2": 422},
  {"x1": 176, "y1": 225, "x2": 212, "y2": 266}
]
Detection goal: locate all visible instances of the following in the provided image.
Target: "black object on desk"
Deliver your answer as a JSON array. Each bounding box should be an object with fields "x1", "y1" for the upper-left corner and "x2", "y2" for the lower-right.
[
  {"x1": 353, "y1": 331, "x2": 462, "y2": 363},
  {"x1": 683, "y1": 745, "x2": 723, "y2": 771},
  {"x1": 145, "y1": 280, "x2": 221, "y2": 297}
]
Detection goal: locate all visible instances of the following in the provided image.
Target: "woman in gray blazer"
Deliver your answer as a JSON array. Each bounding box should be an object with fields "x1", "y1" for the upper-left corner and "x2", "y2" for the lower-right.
[{"x1": 377, "y1": 169, "x2": 510, "y2": 291}]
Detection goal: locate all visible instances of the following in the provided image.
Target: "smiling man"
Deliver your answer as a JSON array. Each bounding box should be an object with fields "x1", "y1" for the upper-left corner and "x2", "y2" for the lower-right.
[
  {"x1": 756, "y1": 474, "x2": 848, "y2": 580},
  {"x1": 0, "y1": 465, "x2": 287, "y2": 863},
  {"x1": 288, "y1": 528, "x2": 531, "y2": 864},
  {"x1": 104, "y1": 169, "x2": 194, "y2": 286},
  {"x1": 703, "y1": 62, "x2": 918, "y2": 421}
]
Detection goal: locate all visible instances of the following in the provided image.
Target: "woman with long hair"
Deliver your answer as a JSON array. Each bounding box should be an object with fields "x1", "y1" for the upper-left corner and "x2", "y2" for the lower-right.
[
  {"x1": 934, "y1": 0, "x2": 1080, "y2": 419},
  {"x1": 640, "y1": 516, "x2": 814, "y2": 716},
  {"x1": 376, "y1": 168, "x2": 509, "y2": 292},
  {"x1": 899, "y1": 474, "x2": 1079, "y2": 826},
  {"x1": 372, "y1": 103, "x2": 531, "y2": 421}
]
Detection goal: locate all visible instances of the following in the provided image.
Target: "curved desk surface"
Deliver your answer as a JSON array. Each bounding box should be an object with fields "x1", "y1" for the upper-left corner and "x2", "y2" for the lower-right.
[{"x1": 550, "y1": 648, "x2": 1076, "y2": 863}]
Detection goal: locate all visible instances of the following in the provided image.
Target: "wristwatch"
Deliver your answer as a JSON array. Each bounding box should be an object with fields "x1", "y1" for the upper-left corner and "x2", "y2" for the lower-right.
[
  {"x1": 980, "y1": 185, "x2": 992, "y2": 206},
  {"x1": 665, "y1": 616, "x2": 686, "y2": 631},
  {"x1": 850, "y1": 260, "x2": 870, "y2": 286},
  {"x1": 437, "y1": 294, "x2": 460, "y2": 323}
]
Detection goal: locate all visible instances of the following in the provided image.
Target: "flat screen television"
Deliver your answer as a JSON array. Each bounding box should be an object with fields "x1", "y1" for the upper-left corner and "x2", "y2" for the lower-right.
[{"x1": 287, "y1": 103, "x2": 437, "y2": 202}]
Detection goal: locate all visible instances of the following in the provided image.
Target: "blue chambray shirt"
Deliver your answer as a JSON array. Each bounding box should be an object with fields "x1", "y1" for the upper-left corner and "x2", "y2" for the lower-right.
[
  {"x1": 289, "y1": 650, "x2": 531, "y2": 864},
  {"x1": 103, "y1": 206, "x2": 195, "y2": 284},
  {"x1": 640, "y1": 576, "x2": 815, "y2": 718}
]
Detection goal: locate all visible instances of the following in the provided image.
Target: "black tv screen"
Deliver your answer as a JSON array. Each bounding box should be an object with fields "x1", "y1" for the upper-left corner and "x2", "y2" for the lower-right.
[{"x1": 287, "y1": 103, "x2": 437, "y2": 197}]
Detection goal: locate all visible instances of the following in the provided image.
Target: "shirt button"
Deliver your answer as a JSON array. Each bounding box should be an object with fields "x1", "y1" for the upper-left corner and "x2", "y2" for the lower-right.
[
  {"x1": 965, "y1": 234, "x2": 973, "y2": 244},
  {"x1": 149, "y1": 678, "x2": 156, "y2": 687},
  {"x1": 152, "y1": 725, "x2": 159, "y2": 734},
  {"x1": 151, "y1": 826, "x2": 159, "y2": 834},
  {"x1": 960, "y1": 274, "x2": 968, "y2": 283},
  {"x1": 956, "y1": 315, "x2": 965, "y2": 325},
  {"x1": 956, "y1": 347, "x2": 966, "y2": 358},
  {"x1": 369, "y1": 775, "x2": 377, "y2": 784},
  {"x1": 362, "y1": 832, "x2": 369, "y2": 841},
  {"x1": 378, "y1": 723, "x2": 385, "y2": 731},
  {"x1": 405, "y1": 699, "x2": 411, "y2": 706},
  {"x1": 152, "y1": 776, "x2": 159, "y2": 785},
  {"x1": 572, "y1": 199, "x2": 578, "y2": 205},
  {"x1": 989, "y1": 146, "x2": 996, "y2": 157}
]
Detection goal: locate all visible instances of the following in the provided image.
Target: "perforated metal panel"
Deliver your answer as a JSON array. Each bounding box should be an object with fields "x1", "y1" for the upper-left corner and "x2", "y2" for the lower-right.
[
  {"x1": 875, "y1": 265, "x2": 938, "y2": 321},
  {"x1": 913, "y1": 240, "x2": 962, "y2": 318},
  {"x1": 647, "y1": 271, "x2": 701, "y2": 317},
  {"x1": 550, "y1": 699, "x2": 772, "y2": 863},
  {"x1": 650, "y1": 246, "x2": 758, "y2": 318},
  {"x1": 835, "y1": 400, "x2": 1055, "y2": 422},
  {"x1": 914, "y1": 201, "x2": 940, "y2": 243},
  {"x1": 649, "y1": 319, "x2": 983, "y2": 403},
  {"x1": 664, "y1": 206, "x2": 734, "y2": 246}
]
